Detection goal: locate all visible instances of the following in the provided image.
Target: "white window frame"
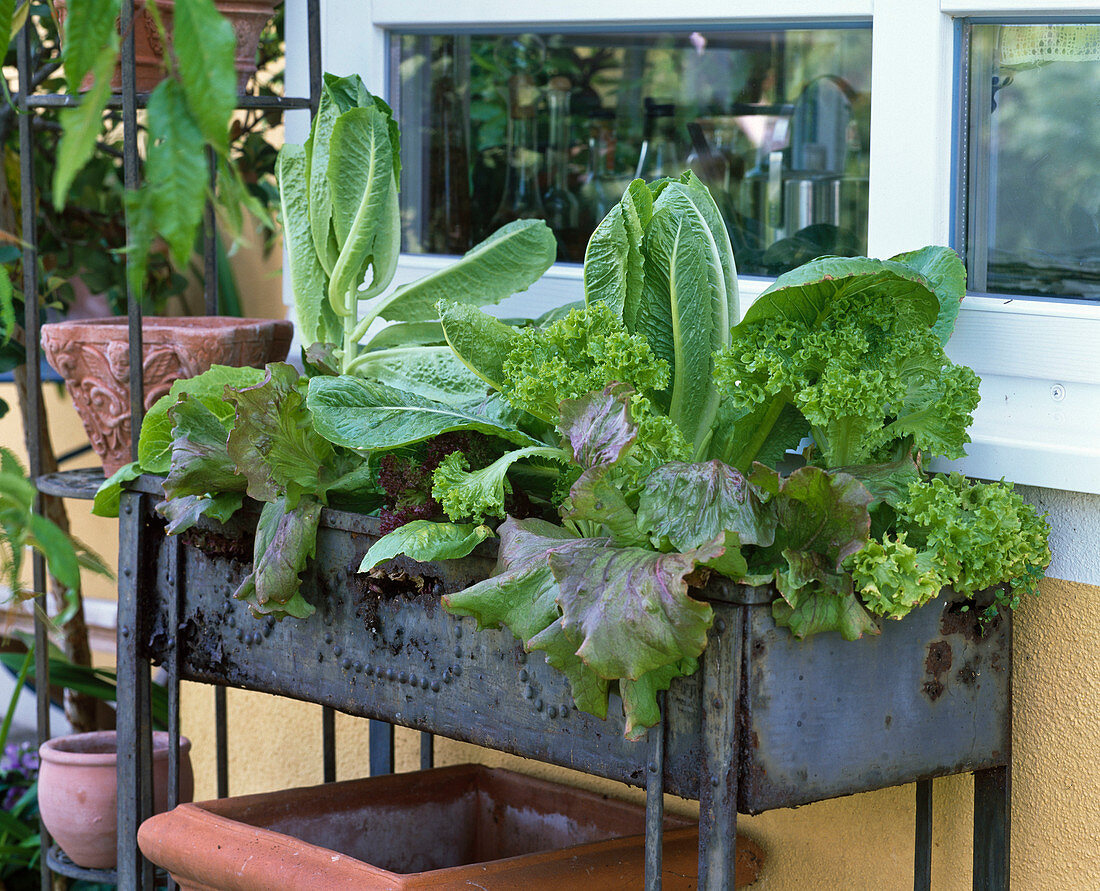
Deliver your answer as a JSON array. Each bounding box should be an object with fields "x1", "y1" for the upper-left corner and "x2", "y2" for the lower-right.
[{"x1": 285, "y1": 0, "x2": 1100, "y2": 496}]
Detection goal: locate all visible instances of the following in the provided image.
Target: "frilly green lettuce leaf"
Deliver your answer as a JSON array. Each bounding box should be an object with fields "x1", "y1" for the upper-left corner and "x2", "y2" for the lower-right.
[
  {"x1": 432, "y1": 446, "x2": 567, "y2": 525},
  {"x1": 848, "y1": 533, "x2": 945, "y2": 620},
  {"x1": 359, "y1": 519, "x2": 494, "y2": 571}
]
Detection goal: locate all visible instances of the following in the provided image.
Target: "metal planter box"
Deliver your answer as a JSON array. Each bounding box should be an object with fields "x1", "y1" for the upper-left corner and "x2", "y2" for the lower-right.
[{"x1": 133, "y1": 491, "x2": 1011, "y2": 815}]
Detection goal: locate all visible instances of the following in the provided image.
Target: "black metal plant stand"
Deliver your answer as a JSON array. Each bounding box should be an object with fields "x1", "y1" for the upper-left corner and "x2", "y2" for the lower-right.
[{"x1": 18, "y1": 5, "x2": 1013, "y2": 891}]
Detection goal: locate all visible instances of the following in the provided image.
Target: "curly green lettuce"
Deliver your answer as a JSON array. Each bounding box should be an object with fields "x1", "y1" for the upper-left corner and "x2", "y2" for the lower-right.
[
  {"x1": 898, "y1": 473, "x2": 1051, "y2": 614},
  {"x1": 714, "y1": 289, "x2": 980, "y2": 468},
  {"x1": 848, "y1": 532, "x2": 945, "y2": 620},
  {"x1": 501, "y1": 303, "x2": 690, "y2": 474}
]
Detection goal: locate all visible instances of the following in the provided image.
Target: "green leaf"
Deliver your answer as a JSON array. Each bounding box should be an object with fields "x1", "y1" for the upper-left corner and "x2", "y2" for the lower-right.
[
  {"x1": 92, "y1": 461, "x2": 142, "y2": 518},
  {"x1": 138, "y1": 365, "x2": 266, "y2": 473},
  {"x1": 53, "y1": 48, "x2": 115, "y2": 209},
  {"x1": 561, "y1": 467, "x2": 645, "y2": 548},
  {"x1": 891, "y1": 246, "x2": 966, "y2": 345},
  {"x1": 366, "y1": 220, "x2": 556, "y2": 324},
  {"x1": 551, "y1": 538, "x2": 719, "y2": 680},
  {"x1": 526, "y1": 620, "x2": 610, "y2": 719},
  {"x1": 637, "y1": 459, "x2": 776, "y2": 551},
  {"x1": 772, "y1": 578, "x2": 879, "y2": 641},
  {"x1": 278, "y1": 144, "x2": 340, "y2": 347},
  {"x1": 832, "y1": 452, "x2": 922, "y2": 509},
  {"x1": 327, "y1": 105, "x2": 399, "y2": 311},
  {"x1": 157, "y1": 492, "x2": 244, "y2": 536},
  {"x1": 172, "y1": 0, "x2": 236, "y2": 153},
  {"x1": 582, "y1": 180, "x2": 651, "y2": 322},
  {"x1": 27, "y1": 515, "x2": 80, "y2": 592},
  {"x1": 635, "y1": 183, "x2": 730, "y2": 453},
  {"x1": 743, "y1": 256, "x2": 939, "y2": 330},
  {"x1": 443, "y1": 517, "x2": 575, "y2": 641},
  {"x1": 145, "y1": 79, "x2": 208, "y2": 267},
  {"x1": 349, "y1": 346, "x2": 489, "y2": 403},
  {"x1": 226, "y1": 363, "x2": 335, "y2": 506},
  {"x1": 432, "y1": 446, "x2": 566, "y2": 525},
  {"x1": 60, "y1": 0, "x2": 120, "y2": 90},
  {"x1": 364, "y1": 321, "x2": 446, "y2": 352},
  {"x1": 439, "y1": 301, "x2": 519, "y2": 391},
  {"x1": 233, "y1": 496, "x2": 321, "y2": 615},
  {"x1": 307, "y1": 375, "x2": 541, "y2": 453},
  {"x1": 620, "y1": 658, "x2": 696, "y2": 740},
  {"x1": 359, "y1": 520, "x2": 493, "y2": 571}
]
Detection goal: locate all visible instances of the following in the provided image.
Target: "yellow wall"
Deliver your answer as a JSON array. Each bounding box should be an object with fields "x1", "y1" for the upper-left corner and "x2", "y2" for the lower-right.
[{"x1": 182, "y1": 575, "x2": 1098, "y2": 890}]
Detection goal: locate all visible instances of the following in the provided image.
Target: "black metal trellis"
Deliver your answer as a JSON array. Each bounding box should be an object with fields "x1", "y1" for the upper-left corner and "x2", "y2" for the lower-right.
[{"x1": 17, "y1": 4, "x2": 1012, "y2": 890}]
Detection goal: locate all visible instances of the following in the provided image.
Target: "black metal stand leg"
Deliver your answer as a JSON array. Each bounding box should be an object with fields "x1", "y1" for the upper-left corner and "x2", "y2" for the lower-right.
[
  {"x1": 645, "y1": 693, "x2": 666, "y2": 890},
  {"x1": 370, "y1": 720, "x2": 395, "y2": 775},
  {"x1": 974, "y1": 765, "x2": 1010, "y2": 890},
  {"x1": 420, "y1": 732, "x2": 434, "y2": 771},
  {"x1": 215, "y1": 686, "x2": 229, "y2": 798},
  {"x1": 699, "y1": 609, "x2": 742, "y2": 891},
  {"x1": 117, "y1": 491, "x2": 153, "y2": 889},
  {"x1": 915, "y1": 779, "x2": 933, "y2": 891},
  {"x1": 322, "y1": 706, "x2": 337, "y2": 782}
]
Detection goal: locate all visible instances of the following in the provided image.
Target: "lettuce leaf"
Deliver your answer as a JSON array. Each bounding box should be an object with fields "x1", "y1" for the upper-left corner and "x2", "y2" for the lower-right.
[
  {"x1": 359, "y1": 519, "x2": 494, "y2": 571},
  {"x1": 234, "y1": 496, "x2": 322, "y2": 620}
]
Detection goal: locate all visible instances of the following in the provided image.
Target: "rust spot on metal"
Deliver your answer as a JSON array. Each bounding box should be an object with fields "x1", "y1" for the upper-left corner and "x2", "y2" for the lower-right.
[
  {"x1": 957, "y1": 661, "x2": 979, "y2": 686},
  {"x1": 884, "y1": 715, "x2": 892, "y2": 729},
  {"x1": 923, "y1": 640, "x2": 953, "y2": 701},
  {"x1": 940, "y1": 600, "x2": 999, "y2": 642}
]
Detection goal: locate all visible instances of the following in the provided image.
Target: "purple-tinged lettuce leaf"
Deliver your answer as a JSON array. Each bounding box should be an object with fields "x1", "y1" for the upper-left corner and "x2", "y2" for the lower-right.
[
  {"x1": 637, "y1": 459, "x2": 776, "y2": 552},
  {"x1": 557, "y1": 383, "x2": 638, "y2": 468},
  {"x1": 831, "y1": 451, "x2": 922, "y2": 509},
  {"x1": 561, "y1": 466, "x2": 645, "y2": 547},
  {"x1": 359, "y1": 520, "x2": 493, "y2": 571},
  {"x1": 774, "y1": 466, "x2": 872, "y2": 567},
  {"x1": 551, "y1": 538, "x2": 720, "y2": 680},
  {"x1": 227, "y1": 363, "x2": 336, "y2": 507},
  {"x1": 234, "y1": 496, "x2": 322, "y2": 619},
  {"x1": 526, "y1": 620, "x2": 610, "y2": 719},
  {"x1": 620, "y1": 657, "x2": 697, "y2": 741},
  {"x1": 443, "y1": 518, "x2": 578, "y2": 641},
  {"x1": 158, "y1": 492, "x2": 244, "y2": 537},
  {"x1": 162, "y1": 394, "x2": 246, "y2": 500}
]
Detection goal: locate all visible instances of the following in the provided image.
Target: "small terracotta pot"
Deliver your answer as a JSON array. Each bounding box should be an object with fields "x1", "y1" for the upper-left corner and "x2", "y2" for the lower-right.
[
  {"x1": 39, "y1": 730, "x2": 193, "y2": 870},
  {"x1": 41, "y1": 316, "x2": 292, "y2": 476},
  {"x1": 54, "y1": 0, "x2": 280, "y2": 92}
]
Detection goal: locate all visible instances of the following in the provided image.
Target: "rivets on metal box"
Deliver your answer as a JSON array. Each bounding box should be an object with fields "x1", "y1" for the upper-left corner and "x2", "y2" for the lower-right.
[
  {"x1": 430, "y1": 680, "x2": 441, "y2": 693},
  {"x1": 333, "y1": 645, "x2": 343, "y2": 657},
  {"x1": 518, "y1": 669, "x2": 529, "y2": 682},
  {"x1": 323, "y1": 632, "x2": 334, "y2": 644},
  {"x1": 341, "y1": 657, "x2": 352, "y2": 670}
]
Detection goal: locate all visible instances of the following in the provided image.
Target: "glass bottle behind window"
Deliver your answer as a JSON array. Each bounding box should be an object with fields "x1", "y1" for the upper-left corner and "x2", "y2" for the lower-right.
[
  {"x1": 542, "y1": 76, "x2": 581, "y2": 261},
  {"x1": 426, "y1": 42, "x2": 471, "y2": 254},
  {"x1": 489, "y1": 74, "x2": 546, "y2": 231},
  {"x1": 581, "y1": 108, "x2": 618, "y2": 230},
  {"x1": 635, "y1": 99, "x2": 682, "y2": 181}
]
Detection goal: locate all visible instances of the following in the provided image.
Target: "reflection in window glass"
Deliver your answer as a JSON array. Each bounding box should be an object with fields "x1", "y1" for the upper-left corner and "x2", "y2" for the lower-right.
[
  {"x1": 966, "y1": 24, "x2": 1100, "y2": 299},
  {"x1": 391, "y1": 28, "x2": 871, "y2": 275}
]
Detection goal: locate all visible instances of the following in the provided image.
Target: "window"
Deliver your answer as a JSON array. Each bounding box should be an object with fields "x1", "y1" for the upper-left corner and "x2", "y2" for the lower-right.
[
  {"x1": 390, "y1": 27, "x2": 871, "y2": 276},
  {"x1": 296, "y1": 1, "x2": 1100, "y2": 497},
  {"x1": 963, "y1": 23, "x2": 1100, "y2": 300}
]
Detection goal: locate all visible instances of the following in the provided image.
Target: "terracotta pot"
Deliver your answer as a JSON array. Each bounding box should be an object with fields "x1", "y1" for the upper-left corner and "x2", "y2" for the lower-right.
[
  {"x1": 54, "y1": 0, "x2": 279, "y2": 92},
  {"x1": 138, "y1": 763, "x2": 765, "y2": 890},
  {"x1": 39, "y1": 730, "x2": 193, "y2": 870},
  {"x1": 41, "y1": 316, "x2": 292, "y2": 476}
]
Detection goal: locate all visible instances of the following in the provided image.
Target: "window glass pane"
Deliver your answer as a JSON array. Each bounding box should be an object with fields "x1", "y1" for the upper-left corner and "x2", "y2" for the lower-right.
[
  {"x1": 966, "y1": 24, "x2": 1100, "y2": 299},
  {"x1": 391, "y1": 27, "x2": 871, "y2": 275}
]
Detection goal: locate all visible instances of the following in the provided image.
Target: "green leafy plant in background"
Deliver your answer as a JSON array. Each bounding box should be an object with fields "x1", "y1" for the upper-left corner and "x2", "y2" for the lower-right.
[{"x1": 52, "y1": 0, "x2": 269, "y2": 291}]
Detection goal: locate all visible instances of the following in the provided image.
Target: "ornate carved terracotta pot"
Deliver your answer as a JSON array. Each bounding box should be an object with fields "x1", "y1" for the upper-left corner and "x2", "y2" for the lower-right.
[{"x1": 42, "y1": 316, "x2": 292, "y2": 476}]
